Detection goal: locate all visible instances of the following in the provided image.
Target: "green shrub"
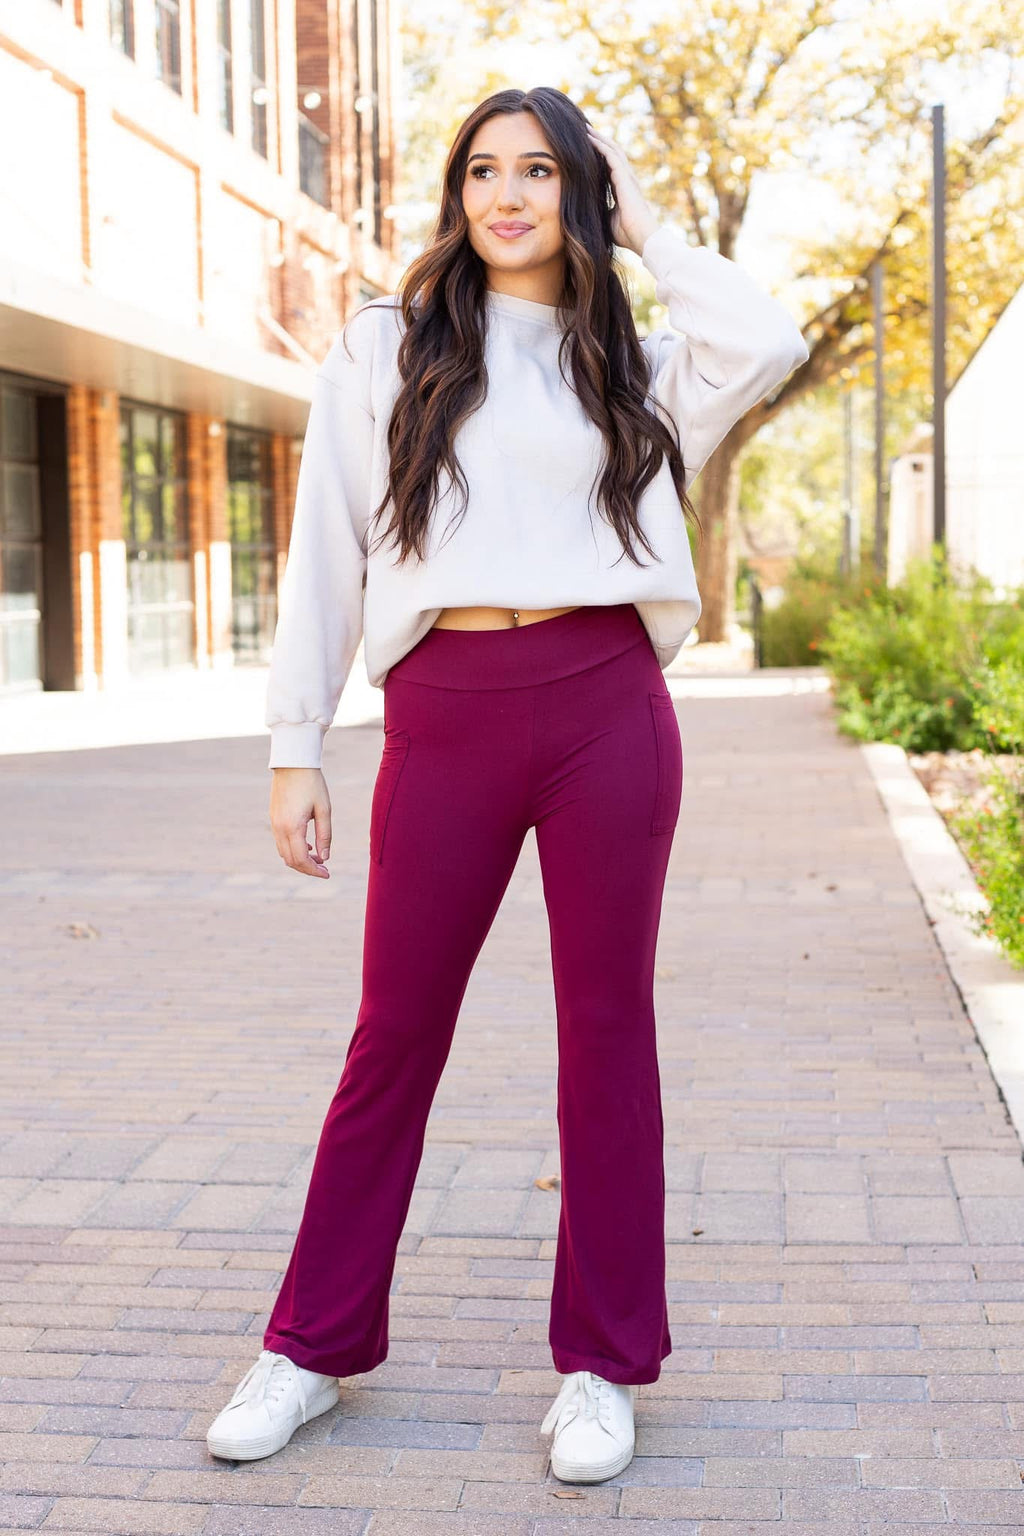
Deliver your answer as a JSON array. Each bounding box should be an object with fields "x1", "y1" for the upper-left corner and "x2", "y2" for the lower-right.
[
  {"x1": 758, "y1": 559, "x2": 873, "y2": 668},
  {"x1": 973, "y1": 649, "x2": 1024, "y2": 755},
  {"x1": 818, "y1": 552, "x2": 1020, "y2": 752},
  {"x1": 950, "y1": 651, "x2": 1024, "y2": 968},
  {"x1": 830, "y1": 676, "x2": 976, "y2": 752},
  {"x1": 950, "y1": 756, "x2": 1024, "y2": 970}
]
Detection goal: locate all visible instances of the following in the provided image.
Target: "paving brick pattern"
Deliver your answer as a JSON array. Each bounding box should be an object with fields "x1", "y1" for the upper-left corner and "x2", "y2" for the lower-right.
[{"x1": 2, "y1": 682, "x2": 1024, "y2": 1532}]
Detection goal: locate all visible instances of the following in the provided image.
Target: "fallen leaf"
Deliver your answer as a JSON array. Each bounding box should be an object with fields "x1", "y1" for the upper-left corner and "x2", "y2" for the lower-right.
[
  {"x1": 66, "y1": 922, "x2": 99, "y2": 939},
  {"x1": 551, "y1": 1489, "x2": 586, "y2": 1498},
  {"x1": 535, "y1": 1175, "x2": 561, "y2": 1191}
]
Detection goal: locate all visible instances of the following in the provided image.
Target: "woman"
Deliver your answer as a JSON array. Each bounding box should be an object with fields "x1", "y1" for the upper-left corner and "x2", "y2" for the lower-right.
[{"x1": 206, "y1": 85, "x2": 807, "y2": 1483}]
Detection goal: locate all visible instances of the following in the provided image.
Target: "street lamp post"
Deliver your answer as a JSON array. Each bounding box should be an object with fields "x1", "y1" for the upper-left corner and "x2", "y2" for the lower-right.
[
  {"x1": 871, "y1": 257, "x2": 887, "y2": 576},
  {"x1": 840, "y1": 384, "x2": 859, "y2": 577},
  {"x1": 931, "y1": 102, "x2": 947, "y2": 551}
]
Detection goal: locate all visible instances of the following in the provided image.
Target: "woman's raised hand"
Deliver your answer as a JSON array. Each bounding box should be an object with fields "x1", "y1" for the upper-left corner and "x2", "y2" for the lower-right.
[
  {"x1": 586, "y1": 126, "x2": 660, "y2": 257},
  {"x1": 270, "y1": 767, "x2": 332, "y2": 879}
]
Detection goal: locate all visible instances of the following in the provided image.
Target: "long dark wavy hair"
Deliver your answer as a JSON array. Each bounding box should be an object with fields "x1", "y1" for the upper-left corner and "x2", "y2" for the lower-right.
[{"x1": 349, "y1": 85, "x2": 702, "y2": 567}]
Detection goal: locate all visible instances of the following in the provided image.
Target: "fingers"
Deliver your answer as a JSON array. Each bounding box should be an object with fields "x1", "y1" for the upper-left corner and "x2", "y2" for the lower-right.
[
  {"x1": 284, "y1": 820, "x2": 329, "y2": 878},
  {"x1": 587, "y1": 126, "x2": 621, "y2": 155},
  {"x1": 313, "y1": 798, "x2": 332, "y2": 866}
]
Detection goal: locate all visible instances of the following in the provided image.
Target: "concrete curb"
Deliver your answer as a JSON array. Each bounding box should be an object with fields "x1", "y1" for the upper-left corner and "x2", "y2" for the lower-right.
[{"x1": 862, "y1": 741, "x2": 1024, "y2": 1148}]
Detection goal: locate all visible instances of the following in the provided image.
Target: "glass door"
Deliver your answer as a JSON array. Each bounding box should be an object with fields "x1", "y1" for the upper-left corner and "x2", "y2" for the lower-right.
[
  {"x1": 120, "y1": 404, "x2": 194, "y2": 673},
  {"x1": 227, "y1": 426, "x2": 276, "y2": 663}
]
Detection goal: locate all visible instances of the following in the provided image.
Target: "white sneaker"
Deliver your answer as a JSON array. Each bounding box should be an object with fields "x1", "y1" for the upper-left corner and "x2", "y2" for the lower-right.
[
  {"x1": 540, "y1": 1369, "x2": 637, "y2": 1482},
  {"x1": 206, "y1": 1350, "x2": 340, "y2": 1461}
]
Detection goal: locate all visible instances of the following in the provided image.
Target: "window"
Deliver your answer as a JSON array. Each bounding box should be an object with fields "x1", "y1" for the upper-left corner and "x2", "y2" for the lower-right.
[
  {"x1": 369, "y1": 0, "x2": 382, "y2": 245},
  {"x1": 0, "y1": 388, "x2": 44, "y2": 692},
  {"x1": 295, "y1": 1, "x2": 331, "y2": 208},
  {"x1": 155, "y1": 0, "x2": 181, "y2": 94},
  {"x1": 120, "y1": 404, "x2": 194, "y2": 673},
  {"x1": 216, "y1": 0, "x2": 233, "y2": 132},
  {"x1": 226, "y1": 428, "x2": 276, "y2": 663},
  {"x1": 352, "y1": 0, "x2": 364, "y2": 214},
  {"x1": 351, "y1": 0, "x2": 383, "y2": 243},
  {"x1": 109, "y1": 0, "x2": 135, "y2": 58},
  {"x1": 298, "y1": 112, "x2": 329, "y2": 208},
  {"x1": 250, "y1": 0, "x2": 268, "y2": 159}
]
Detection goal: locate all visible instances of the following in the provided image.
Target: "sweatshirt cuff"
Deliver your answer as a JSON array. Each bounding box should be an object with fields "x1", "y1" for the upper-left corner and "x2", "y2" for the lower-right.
[{"x1": 268, "y1": 721, "x2": 329, "y2": 770}]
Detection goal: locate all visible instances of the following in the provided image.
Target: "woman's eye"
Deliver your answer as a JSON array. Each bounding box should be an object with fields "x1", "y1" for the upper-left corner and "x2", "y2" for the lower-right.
[{"x1": 469, "y1": 164, "x2": 551, "y2": 179}]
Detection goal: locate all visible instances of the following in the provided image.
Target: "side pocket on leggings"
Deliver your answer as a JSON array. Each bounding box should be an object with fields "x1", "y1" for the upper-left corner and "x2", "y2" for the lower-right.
[
  {"x1": 648, "y1": 691, "x2": 683, "y2": 837},
  {"x1": 369, "y1": 729, "x2": 410, "y2": 866}
]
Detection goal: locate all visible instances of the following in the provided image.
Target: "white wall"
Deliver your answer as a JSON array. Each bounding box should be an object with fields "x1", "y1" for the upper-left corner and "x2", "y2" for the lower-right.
[{"x1": 945, "y1": 284, "x2": 1024, "y2": 593}]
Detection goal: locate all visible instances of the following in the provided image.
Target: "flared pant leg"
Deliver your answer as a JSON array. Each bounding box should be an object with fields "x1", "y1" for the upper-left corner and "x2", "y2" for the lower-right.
[
  {"x1": 530, "y1": 637, "x2": 681, "y2": 1385},
  {"x1": 264, "y1": 677, "x2": 533, "y2": 1377}
]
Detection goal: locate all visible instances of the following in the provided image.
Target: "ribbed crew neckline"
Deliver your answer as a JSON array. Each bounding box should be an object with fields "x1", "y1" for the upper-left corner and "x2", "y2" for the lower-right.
[{"x1": 485, "y1": 286, "x2": 565, "y2": 330}]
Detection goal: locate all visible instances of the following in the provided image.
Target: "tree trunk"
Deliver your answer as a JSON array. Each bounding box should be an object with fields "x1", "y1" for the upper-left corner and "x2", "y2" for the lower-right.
[{"x1": 693, "y1": 442, "x2": 742, "y2": 644}]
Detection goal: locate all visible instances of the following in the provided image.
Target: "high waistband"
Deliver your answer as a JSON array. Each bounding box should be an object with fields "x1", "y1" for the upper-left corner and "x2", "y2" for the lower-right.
[{"x1": 388, "y1": 603, "x2": 649, "y2": 690}]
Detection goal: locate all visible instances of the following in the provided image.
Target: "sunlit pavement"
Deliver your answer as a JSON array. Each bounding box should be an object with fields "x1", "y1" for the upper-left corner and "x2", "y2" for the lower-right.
[
  {"x1": 0, "y1": 655, "x2": 383, "y2": 758},
  {"x1": 2, "y1": 645, "x2": 1023, "y2": 1533}
]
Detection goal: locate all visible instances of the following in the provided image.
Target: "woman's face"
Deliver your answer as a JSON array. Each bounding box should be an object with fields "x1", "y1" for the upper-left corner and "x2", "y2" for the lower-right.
[{"x1": 461, "y1": 111, "x2": 565, "y2": 290}]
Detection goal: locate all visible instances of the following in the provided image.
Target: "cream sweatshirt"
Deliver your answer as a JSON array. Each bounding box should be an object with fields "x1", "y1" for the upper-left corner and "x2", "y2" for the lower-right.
[{"x1": 265, "y1": 224, "x2": 809, "y2": 769}]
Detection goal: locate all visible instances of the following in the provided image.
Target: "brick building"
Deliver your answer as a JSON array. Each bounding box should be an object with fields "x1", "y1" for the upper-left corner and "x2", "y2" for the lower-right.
[{"x1": 0, "y1": 0, "x2": 399, "y2": 695}]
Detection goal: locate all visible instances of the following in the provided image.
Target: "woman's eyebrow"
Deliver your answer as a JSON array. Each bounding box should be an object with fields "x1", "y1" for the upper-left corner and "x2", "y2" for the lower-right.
[{"x1": 467, "y1": 151, "x2": 558, "y2": 163}]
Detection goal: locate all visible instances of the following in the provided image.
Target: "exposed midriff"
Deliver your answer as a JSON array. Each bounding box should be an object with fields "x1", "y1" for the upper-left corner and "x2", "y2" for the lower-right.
[{"x1": 430, "y1": 606, "x2": 581, "y2": 630}]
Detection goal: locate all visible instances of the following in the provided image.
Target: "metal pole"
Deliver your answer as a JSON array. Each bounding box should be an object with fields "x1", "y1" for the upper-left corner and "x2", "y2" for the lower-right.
[
  {"x1": 840, "y1": 387, "x2": 854, "y2": 576},
  {"x1": 931, "y1": 102, "x2": 946, "y2": 550},
  {"x1": 871, "y1": 257, "x2": 886, "y2": 576},
  {"x1": 849, "y1": 382, "x2": 859, "y2": 571}
]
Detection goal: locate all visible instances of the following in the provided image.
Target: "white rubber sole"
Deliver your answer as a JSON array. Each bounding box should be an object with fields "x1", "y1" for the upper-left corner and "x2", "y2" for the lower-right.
[
  {"x1": 550, "y1": 1436, "x2": 635, "y2": 1483},
  {"x1": 206, "y1": 1380, "x2": 340, "y2": 1462}
]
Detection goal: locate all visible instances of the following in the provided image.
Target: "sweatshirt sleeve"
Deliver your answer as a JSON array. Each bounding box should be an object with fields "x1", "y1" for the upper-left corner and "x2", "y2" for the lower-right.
[
  {"x1": 639, "y1": 224, "x2": 809, "y2": 488},
  {"x1": 264, "y1": 306, "x2": 378, "y2": 771}
]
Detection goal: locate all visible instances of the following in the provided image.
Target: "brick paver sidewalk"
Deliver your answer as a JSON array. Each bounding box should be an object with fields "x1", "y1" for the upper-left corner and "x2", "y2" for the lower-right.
[{"x1": 2, "y1": 679, "x2": 1024, "y2": 1534}]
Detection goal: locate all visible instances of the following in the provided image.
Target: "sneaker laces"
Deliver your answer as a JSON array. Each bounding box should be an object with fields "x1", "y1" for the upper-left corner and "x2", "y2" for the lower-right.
[
  {"x1": 227, "y1": 1351, "x2": 311, "y2": 1423},
  {"x1": 541, "y1": 1370, "x2": 615, "y2": 1436}
]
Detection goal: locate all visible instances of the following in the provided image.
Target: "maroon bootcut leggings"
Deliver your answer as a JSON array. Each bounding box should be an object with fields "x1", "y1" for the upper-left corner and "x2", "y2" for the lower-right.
[{"x1": 264, "y1": 601, "x2": 683, "y2": 1386}]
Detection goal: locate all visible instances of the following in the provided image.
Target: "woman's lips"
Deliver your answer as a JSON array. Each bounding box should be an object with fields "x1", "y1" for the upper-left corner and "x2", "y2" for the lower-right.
[{"x1": 490, "y1": 225, "x2": 533, "y2": 239}]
